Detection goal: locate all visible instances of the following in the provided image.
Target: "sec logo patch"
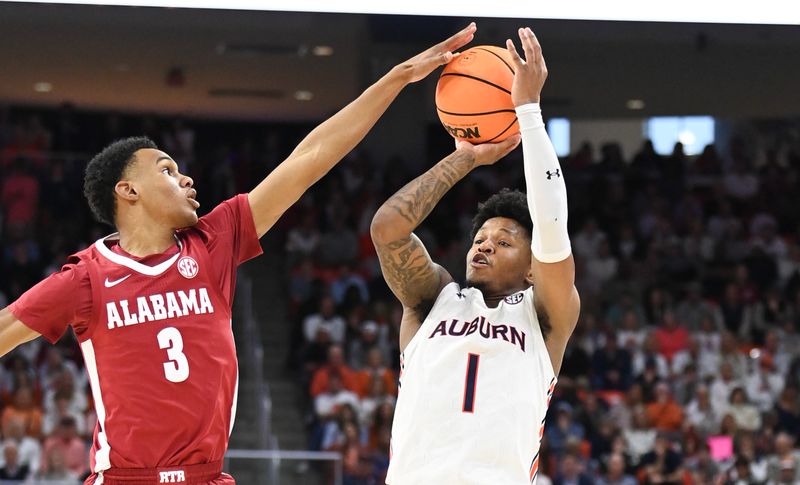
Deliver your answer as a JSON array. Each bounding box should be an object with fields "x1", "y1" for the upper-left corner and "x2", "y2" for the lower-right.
[
  {"x1": 177, "y1": 256, "x2": 199, "y2": 279},
  {"x1": 504, "y1": 293, "x2": 524, "y2": 305}
]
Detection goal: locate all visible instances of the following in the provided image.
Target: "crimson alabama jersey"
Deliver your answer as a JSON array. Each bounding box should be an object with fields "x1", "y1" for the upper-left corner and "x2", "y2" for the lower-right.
[{"x1": 9, "y1": 194, "x2": 262, "y2": 478}]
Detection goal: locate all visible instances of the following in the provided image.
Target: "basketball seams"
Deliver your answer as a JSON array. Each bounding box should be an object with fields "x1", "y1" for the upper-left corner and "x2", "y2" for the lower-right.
[
  {"x1": 436, "y1": 108, "x2": 517, "y2": 117},
  {"x1": 480, "y1": 117, "x2": 519, "y2": 144},
  {"x1": 439, "y1": 73, "x2": 511, "y2": 95},
  {"x1": 474, "y1": 47, "x2": 515, "y2": 75},
  {"x1": 435, "y1": 45, "x2": 520, "y2": 143}
]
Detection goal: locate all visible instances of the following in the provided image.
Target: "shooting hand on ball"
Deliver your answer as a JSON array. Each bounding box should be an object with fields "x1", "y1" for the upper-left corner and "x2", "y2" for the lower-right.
[{"x1": 456, "y1": 134, "x2": 521, "y2": 167}]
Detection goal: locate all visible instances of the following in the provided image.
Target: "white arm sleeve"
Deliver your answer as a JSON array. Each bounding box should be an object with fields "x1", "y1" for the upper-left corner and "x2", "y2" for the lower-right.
[{"x1": 517, "y1": 103, "x2": 572, "y2": 263}]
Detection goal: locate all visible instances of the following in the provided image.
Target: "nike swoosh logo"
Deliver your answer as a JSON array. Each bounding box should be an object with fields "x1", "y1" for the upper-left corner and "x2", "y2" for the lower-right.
[{"x1": 104, "y1": 274, "x2": 132, "y2": 288}]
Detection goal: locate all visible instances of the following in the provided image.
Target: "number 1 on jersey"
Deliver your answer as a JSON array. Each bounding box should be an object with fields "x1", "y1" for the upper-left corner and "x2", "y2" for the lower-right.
[
  {"x1": 462, "y1": 353, "x2": 480, "y2": 413},
  {"x1": 157, "y1": 327, "x2": 190, "y2": 383}
]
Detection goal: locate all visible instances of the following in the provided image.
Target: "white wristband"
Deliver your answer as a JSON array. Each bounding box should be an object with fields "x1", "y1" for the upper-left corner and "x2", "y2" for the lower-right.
[{"x1": 515, "y1": 103, "x2": 544, "y2": 130}]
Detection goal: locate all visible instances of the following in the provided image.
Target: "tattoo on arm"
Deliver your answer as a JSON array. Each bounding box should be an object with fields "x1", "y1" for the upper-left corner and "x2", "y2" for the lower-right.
[
  {"x1": 373, "y1": 151, "x2": 471, "y2": 312},
  {"x1": 375, "y1": 235, "x2": 442, "y2": 313},
  {"x1": 385, "y1": 150, "x2": 475, "y2": 227}
]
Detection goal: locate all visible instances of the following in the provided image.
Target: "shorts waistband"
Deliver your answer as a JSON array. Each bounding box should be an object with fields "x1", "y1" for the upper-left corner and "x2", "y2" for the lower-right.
[{"x1": 97, "y1": 460, "x2": 223, "y2": 484}]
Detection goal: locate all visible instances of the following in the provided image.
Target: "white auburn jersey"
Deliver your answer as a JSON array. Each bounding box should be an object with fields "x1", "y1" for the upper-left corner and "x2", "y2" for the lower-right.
[{"x1": 386, "y1": 283, "x2": 556, "y2": 485}]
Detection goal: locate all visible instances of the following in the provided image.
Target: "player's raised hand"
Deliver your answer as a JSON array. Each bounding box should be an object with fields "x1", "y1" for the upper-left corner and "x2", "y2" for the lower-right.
[
  {"x1": 456, "y1": 134, "x2": 521, "y2": 167},
  {"x1": 396, "y1": 22, "x2": 477, "y2": 84},
  {"x1": 506, "y1": 27, "x2": 548, "y2": 107}
]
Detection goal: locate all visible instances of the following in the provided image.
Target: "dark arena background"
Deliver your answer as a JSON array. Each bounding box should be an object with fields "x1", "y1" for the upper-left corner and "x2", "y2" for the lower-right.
[{"x1": 1, "y1": 1, "x2": 800, "y2": 483}]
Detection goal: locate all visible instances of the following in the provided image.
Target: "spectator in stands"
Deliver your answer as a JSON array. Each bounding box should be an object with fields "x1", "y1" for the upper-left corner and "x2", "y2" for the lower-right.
[
  {"x1": 317, "y1": 214, "x2": 359, "y2": 267},
  {"x1": 553, "y1": 452, "x2": 593, "y2": 485},
  {"x1": 672, "y1": 337, "x2": 718, "y2": 380},
  {"x1": 1, "y1": 386, "x2": 42, "y2": 438},
  {"x1": 37, "y1": 447, "x2": 79, "y2": 483},
  {"x1": 596, "y1": 452, "x2": 636, "y2": 485},
  {"x1": 43, "y1": 390, "x2": 86, "y2": 437},
  {"x1": 573, "y1": 218, "x2": 606, "y2": 260},
  {"x1": 736, "y1": 433, "x2": 769, "y2": 484},
  {"x1": 309, "y1": 344, "x2": 359, "y2": 398},
  {"x1": 606, "y1": 292, "x2": 646, "y2": 329},
  {"x1": 0, "y1": 442, "x2": 28, "y2": 480},
  {"x1": 43, "y1": 367, "x2": 88, "y2": 417},
  {"x1": 591, "y1": 332, "x2": 632, "y2": 390},
  {"x1": 745, "y1": 354, "x2": 785, "y2": 413},
  {"x1": 545, "y1": 402, "x2": 586, "y2": 456},
  {"x1": 684, "y1": 443, "x2": 718, "y2": 484},
  {"x1": 676, "y1": 282, "x2": 723, "y2": 331},
  {"x1": 774, "y1": 387, "x2": 800, "y2": 439},
  {"x1": 654, "y1": 310, "x2": 690, "y2": 363},
  {"x1": 0, "y1": 415, "x2": 41, "y2": 478},
  {"x1": 766, "y1": 433, "x2": 800, "y2": 484},
  {"x1": 645, "y1": 382, "x2": 683, "y2": 432},
  {"x1": 303, "y1": 295, "x2": 346, "y2": 345},
  {"x1": 286, "y1": 212, "x2": 321, "y2": 265},
  {"x1": 320, "y1": 402, "x2": 363, "y2": 452},
  {"x1": 639, "y1": 433, "x2": 684, "y2": 485},
  {"x1": 684, "y1": 384, "x2": 719, "y2": 436},
  {"x1": 331, "y1": 263, "x2": 369, "y2": 307},
  {"x1": 718, "y1": 333, "x2": 749, "y2": 379},
  {"x1": 354, "y1": 348, "x2": 396, "y2": 399},
  {"x1": 38, "y1": 346, "x2": 83, "y2": 391},
  {"x1": 347, "y1": 320, "x2": 382, "y2": 369},
  {"x1": 1, "y1": 156, "x2": 40, "y2": 236},
  {"x1": 724, "y1": 387, "x2": 762, "y2": 432},
  {"x1": 40, "y1": 416, "x2": 87, "y2": 479}
]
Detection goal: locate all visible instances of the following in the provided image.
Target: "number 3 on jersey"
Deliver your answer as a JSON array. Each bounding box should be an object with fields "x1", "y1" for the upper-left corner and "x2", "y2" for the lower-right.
[
  {"x1": 157, "y1": 327, "x2": 190, "y2": 383},
  {"x1": 462, "y1": 353, "x2": 480, "y2": 413}
]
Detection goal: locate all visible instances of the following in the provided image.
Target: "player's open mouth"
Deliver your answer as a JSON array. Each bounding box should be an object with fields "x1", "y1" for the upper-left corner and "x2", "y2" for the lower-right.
[{"x1": 471, "y1": 254, "x2": 490, "y2": 267}]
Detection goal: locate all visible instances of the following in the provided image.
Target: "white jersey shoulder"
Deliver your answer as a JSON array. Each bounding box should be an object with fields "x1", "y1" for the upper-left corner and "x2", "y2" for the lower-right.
[{"x1": 387, "y1": 282, "x2": 557, "y2": 485}]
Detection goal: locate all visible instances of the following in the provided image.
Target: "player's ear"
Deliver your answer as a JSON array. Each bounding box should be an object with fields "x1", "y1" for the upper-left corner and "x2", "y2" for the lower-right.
[
  {"x1": 525, "y1": 257, "x2": 535, "y2": 286},
  {"x1": 114, "y1": 180, "x2": 139, "y2": 202}
]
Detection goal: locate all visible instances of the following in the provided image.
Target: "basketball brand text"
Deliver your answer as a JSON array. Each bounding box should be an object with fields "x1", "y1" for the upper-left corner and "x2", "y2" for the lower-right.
[{"x1": 443, "y1": 124, "x2": 481, "y2": 139}]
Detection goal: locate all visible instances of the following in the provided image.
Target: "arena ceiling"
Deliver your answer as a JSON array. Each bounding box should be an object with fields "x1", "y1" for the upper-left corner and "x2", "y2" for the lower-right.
[{"x1": 1, "y1": 2, "x2": 799, "y2": 121}]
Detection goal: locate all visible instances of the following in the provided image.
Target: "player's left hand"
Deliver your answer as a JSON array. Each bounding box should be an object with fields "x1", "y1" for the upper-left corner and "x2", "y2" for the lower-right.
[
  {"x1": 506, "y1": 27, "x2": 548, "y2": 106},
  {"x1": 396, "y1": 22, "x2": 476, "y2": 84},
  {"x1": 456, "y1": 134, "x2": 520, "y2": 167}
]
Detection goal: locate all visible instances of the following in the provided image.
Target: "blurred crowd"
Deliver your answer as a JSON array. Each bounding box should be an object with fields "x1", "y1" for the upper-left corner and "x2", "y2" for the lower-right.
[{"x1": 2, "y1": 102, "x2": 800, "y2": 485}]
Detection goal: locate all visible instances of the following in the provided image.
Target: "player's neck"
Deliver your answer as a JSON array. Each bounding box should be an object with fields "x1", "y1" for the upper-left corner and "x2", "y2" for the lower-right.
[
  {"x1": 480, "y1": 284, "x2": 529, "y2": 308},
  {"x1": 116, "y1": 223, "x2": 177, "y2": 257}
]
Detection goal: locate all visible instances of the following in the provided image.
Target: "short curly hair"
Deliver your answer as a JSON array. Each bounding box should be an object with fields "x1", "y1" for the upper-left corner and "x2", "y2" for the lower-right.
[
  {"x1": 470, "y1": 188, "x2": 532, "y2": 241},
  {"x1": 83, "y1": 137, "x2": 158, "y2": 227}
]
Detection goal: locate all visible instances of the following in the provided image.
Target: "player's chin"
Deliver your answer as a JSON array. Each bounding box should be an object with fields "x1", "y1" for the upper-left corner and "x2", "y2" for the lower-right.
[
  {"x1": 177, "y1": 211, "x2": 199, "y2": 229},
  {"x1": 465, "y1": 269, "x2": 491, "y2": 288}
]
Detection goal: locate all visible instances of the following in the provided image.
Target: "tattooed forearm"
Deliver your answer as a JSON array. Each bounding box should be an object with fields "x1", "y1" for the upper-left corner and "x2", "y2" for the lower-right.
[
  {"x1": 384, "y1": 150, "x2": 476, "y2": 228},
  {"x1": 370, "y1": 150, "x2": 470, "y2": 308},
  {"x1": 375, "y1": 234, "x2": 443, "y2": 311}
]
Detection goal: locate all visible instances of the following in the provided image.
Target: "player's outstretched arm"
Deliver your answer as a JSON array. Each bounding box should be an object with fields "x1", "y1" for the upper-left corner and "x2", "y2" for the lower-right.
[
  {"x1": 507, "y1": 27, "x2": 580, "y2": 375},
  {"x1": 0, "y1": 308, "x2": 40, "y2": 357},
  {"x1": 371, "y1": 137, "x2": 519, "y2": 350},
  {"x1": 246, "y1": 23, "x2": 477, "y2": 238}
]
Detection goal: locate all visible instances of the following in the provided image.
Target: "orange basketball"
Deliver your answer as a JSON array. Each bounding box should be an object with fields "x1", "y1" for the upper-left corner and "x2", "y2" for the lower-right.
[{"x1": 436, "y1": 45, "x2": 518, "y2": 144}]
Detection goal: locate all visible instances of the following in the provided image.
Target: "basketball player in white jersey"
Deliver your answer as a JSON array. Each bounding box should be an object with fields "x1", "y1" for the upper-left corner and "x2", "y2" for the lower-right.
[{"x1": 371, "y1": 27, "x2": 580, "y2": 484}]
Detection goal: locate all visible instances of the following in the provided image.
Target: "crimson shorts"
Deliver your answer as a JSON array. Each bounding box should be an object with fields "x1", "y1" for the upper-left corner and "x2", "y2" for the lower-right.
[{"x1": 84, "y1": 460, "x2": 234, "y2": 485}]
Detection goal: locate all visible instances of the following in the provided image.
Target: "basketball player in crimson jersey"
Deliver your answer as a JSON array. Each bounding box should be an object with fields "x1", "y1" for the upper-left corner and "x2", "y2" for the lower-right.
[
  {"x1": 371, "y1": 28, "x2": 580, "y2": 484},
  {"x1": 0, "y1": 23, "x2": 478, "y2": 485}
]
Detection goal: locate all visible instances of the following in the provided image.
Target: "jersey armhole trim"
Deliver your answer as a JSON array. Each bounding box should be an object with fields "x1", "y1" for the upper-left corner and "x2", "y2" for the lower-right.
[
  {"x1": 401, "y1": 282, "x2": 461, "y2": 356},
  {"x1": 528, "y1": 287, "x2": 558, "y2": 381}
]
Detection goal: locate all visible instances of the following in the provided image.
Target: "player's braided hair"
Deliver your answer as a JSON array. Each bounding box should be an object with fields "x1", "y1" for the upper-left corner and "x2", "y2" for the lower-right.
[
  {"x1": 83, "y1": 136, "x2": 158, "y2": 227},
  {"x1": 470, "y1": 188, "x2": 532, "y2": 241}
]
